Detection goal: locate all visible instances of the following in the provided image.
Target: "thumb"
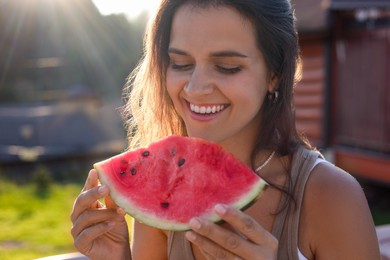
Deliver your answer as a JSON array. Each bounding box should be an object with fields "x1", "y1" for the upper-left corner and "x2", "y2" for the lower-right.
[
  {"x1": 104, "y1": 194, "x2": 127, "y2": 217},
  {"x1": 104, "y1": 194, "x2": 118, "y2": 209}
]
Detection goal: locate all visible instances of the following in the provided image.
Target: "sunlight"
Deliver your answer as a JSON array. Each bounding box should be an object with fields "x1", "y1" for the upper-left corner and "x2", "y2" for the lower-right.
[
  {"x1": 92, "y1": 0, "x2": 160, "y2": 19},
  {"x1": 1, "y1": 0, "x2": 148, "y2": 101}
]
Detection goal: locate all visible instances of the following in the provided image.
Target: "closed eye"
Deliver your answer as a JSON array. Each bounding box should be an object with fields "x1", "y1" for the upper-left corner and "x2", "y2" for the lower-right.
[
  {"x1": 170, "y1": 62, "x2": 193, "y2": 71},
  {"x1": 216, "y1": 65, "x2": 242, "y2": 74}
]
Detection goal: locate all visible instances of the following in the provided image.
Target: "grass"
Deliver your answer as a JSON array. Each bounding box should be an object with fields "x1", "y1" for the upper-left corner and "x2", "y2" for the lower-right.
[{"x1": 0, "y1": 177, "x2": 83, "y2": 260}]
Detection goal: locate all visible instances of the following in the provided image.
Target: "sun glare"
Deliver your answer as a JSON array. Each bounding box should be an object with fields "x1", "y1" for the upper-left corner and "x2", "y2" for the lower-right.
[{"x1": 91, "y1": 0, "x2": 160, "y2": 19}]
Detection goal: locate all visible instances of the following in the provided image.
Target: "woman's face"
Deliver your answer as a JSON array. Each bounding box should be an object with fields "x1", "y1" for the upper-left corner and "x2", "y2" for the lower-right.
[{"x1": 166, "y1": 4, "x2": 274, "y2": 151}]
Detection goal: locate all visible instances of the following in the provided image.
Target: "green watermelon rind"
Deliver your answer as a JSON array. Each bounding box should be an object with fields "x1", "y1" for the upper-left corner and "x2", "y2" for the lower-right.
[{"x1": 95, "y1": 160, "x2": 267, "y2": 231}]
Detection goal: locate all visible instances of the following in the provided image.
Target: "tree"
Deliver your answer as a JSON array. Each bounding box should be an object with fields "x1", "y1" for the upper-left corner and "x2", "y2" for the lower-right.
[{"x1": 0, "y1": 0, "x2": 147, "y2": 102}]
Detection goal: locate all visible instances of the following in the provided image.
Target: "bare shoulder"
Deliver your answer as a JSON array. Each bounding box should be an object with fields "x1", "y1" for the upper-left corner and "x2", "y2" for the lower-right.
[
  {"x1": 308, "y1": 161, "x2": 364, "y2": 203},
  {"x1": 300, "y1": 161, "x2": 381, "y2": 259}
]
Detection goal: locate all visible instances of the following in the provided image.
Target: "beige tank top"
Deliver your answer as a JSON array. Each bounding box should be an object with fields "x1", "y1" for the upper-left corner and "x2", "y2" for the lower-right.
[{"x1": 167, "y1": 146, "x2": 322, "y2": 260}]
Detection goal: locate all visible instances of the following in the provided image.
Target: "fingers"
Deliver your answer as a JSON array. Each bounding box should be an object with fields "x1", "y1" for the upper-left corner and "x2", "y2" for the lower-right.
[
  {"x1": 186, "y1": 229, "x2": 244, "y2": 259},
  {"x1": 105, "y1": 194, "x2": 118, "y2": 209},
  {"x1": 70, "y1": 169, "x2": 110, "y2": 224},
  {"x1": 82, "y1": 169, "x2": 99, "y2": 192},
  {"x1": 71, "y1": 169, "x2": 126, "y2": 229},
  {"x1": 185, "y1": 217, "x2": 249, "y2": 259},
  {"x1": 79, "y1": 170, "x2": 102, "y2": 211},
  {"x1": 186, "y1": 204, "x2": 278, "y2": 259},
  {"x1": 215, "y1": 204, "x2": 277, "y2": 247},
  {"x1": 71, "y1": 185, "x2": 109, "y2": 222},
  {"x1": 71, "y1": 207, "x2": 123, "y2": 238},
  {"x1": 73, "y1": 220, "x2": 116, "y2": 254},
  {"x1": 70, "y1": 169, "x2": 129, "y2": 257}
]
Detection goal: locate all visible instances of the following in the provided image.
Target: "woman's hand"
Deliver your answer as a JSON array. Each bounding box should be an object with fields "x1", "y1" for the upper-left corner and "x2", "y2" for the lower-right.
[
  {"x1": 185, "y1": 204, "x2": 278, "y2": 260},
  {"x1": 70, "y1": 170, "x2": 131, "y2": 260}
]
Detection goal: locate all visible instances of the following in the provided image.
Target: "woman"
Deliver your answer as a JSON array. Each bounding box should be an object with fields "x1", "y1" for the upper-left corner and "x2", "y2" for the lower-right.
[{"x1": 71, "y1": 0, "x2": 381, "y2": 259}]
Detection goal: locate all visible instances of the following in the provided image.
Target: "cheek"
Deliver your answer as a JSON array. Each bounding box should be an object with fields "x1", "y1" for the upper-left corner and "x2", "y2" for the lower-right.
[
  {"x1": 240, "y1": 91, "x2": 264, "y2": 113},
  {"x1": 166, "y1": 82, "x2": 175, "y2": 101},
  {"x1": 235, "y1": 81, "x2": 269, "y2": 114},
  {"x1": 166, "y1": 72, "x2": 178, "y2": 99},
  {"x1": 166, "y1": 73, "x2": 185, "y2": 109},
  {"x1": 228, "y1": 76, "x2": 268, "y2": 102}
]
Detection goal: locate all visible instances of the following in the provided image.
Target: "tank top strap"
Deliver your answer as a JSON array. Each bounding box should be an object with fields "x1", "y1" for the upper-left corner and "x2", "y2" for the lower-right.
[
  {"x1": 167, "y1": 231, "x2": 195, "y2": 260},
  {"x1": 271, "y1": 146, "x2": 323, "y2": 260}
]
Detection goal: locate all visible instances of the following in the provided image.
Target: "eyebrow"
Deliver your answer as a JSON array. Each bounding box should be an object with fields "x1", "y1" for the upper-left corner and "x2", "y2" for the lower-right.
[{"x1": 168, "y1": 48, "x2": 248, "y2": 58}]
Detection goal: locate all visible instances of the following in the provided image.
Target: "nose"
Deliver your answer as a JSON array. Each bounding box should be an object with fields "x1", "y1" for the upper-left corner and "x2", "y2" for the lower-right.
[{"x1": 184, "y1": 66, "x2": 214, "y2": 96}]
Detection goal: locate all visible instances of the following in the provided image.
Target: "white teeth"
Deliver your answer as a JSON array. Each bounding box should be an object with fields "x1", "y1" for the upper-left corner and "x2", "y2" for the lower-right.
[
  {"x1": 194, "y1": 105, "x2": 200, "y2": 113},
  {"x1": 190, "y1": 104, "x2": 225, "y2": 114}
]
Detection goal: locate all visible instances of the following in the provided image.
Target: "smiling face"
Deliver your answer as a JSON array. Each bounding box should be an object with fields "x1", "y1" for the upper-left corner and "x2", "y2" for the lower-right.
[{"x1": 166, "y1": 4, "x2": 274, "y2": 156}]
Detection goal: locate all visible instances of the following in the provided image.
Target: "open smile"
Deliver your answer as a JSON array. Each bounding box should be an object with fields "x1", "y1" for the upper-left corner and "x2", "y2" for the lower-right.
[{"x1": 187, "y1": 102, "x2": 229, "y2": 117}]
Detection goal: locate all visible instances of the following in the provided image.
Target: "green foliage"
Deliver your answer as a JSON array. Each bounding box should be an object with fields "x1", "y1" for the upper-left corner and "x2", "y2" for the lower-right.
[
  {"x1": 31, "y1": 165, "x2": 53, "y2": 198},
  {"x1": 0, "y1": 177, "x2": 134, "y2": 260},
  {"x1": 0, "y1": 178, "x2": 82, "y2": 259}
]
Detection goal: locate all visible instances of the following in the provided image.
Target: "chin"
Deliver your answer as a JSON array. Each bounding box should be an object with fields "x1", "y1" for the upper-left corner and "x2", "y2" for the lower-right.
[
  {"x1": 187, "y1": 131, "x2": 212, "y2": 141},
  {"x1": 187, "y1": 132, "x2": 225, "y2": 145}
]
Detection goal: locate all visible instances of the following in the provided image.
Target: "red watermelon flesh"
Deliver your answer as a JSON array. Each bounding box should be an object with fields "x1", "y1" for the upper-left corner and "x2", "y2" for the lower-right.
[{"x1": 94, "y1": 135, "x2": 267, "y2": 231}]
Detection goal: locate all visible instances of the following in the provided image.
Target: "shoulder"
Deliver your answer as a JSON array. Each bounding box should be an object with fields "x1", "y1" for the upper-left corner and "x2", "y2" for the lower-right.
[
  {"x1": 299, "y1": 161, "x2": 381, "y2": 259},
  {"x1": 307, "y1": 160, "x2": 362, "y2": 203},
  {"x1": 301, "y1": 159, "x2": 367, "y2": 234}
]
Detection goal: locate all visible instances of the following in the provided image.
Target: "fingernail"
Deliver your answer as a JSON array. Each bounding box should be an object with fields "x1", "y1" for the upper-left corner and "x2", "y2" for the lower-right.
[
  {"x1": 98, "y1": 185, "x2": 108, "y2": 195},
  {"x1": 215, "y1": 204, "x2": 227, "y2": 215},
  {"x1": 189, "y1": 218, "x2": 201, "y2": 230}
]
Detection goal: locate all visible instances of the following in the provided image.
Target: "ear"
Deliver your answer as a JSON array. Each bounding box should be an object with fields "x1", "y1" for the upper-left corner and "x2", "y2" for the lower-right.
[{"x1": 267, "y1": 74, "x2": 278, "y2": 93}]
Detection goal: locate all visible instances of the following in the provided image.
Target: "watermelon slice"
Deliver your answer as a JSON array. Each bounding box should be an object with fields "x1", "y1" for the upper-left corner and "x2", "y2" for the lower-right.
[{"x1": 94, "y1": 135, "x2": 267, "y2": 231}]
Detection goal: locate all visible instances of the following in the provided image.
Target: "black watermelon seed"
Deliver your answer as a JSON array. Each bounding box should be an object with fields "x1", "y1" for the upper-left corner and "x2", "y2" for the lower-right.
[
  {"x1": 170, "y1": 148, "x2": 176, "y2": 156},
  {"x1": 161, "y1": 202, "x2": 169, "y2": 208},
  {"x1": 178, "y1": 158, "x2": 185, "y2": 167},
  {"x1": 120, "y1": 171, "x2": 126, "y2": 175},
  {"x1": 130, "y1": 168, "x2": 137, "y2": 175},
  {"x1": 142, "y1": 151, "x2": 150, "y2": 157}
]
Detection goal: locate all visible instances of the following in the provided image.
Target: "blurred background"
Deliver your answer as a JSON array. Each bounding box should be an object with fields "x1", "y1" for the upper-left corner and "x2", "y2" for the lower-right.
[{"x1": 0, "y1": 0, "x2": 389, "y2": 259}]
